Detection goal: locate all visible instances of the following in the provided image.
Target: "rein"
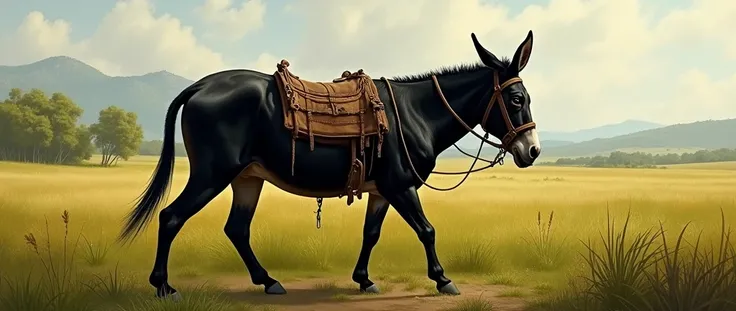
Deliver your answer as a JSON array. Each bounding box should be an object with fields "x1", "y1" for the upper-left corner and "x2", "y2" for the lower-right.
[{"x1": 380, "y1": 71, "x2": 535, "y2": 191}]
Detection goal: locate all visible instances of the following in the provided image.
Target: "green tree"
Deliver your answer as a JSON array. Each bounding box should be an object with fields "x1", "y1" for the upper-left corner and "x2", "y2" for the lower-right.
[
  {"x1": 90, "y1": 106, "x2": 144, "y2": 167},
  {"x1": 68, "y1": 124, "x2": 95, "y2": 164},
  {"x1": 46, "y1": 93, "x2": 84, "y2": 163},
  {"x1": 0, "y1": 88, "x2": 91, "y2": 164},
  {"x1": 544, "y1": 148, "x2": 736, "y2": 168},
  {"x1": 139, "y1": 140, "x2": 164, "y2": 156},
  {"x1": 0, "y1": 90, "x2": 53, "y2": 162},
  {"x1": 139, "y1": 140, "x2": 188, "y2": 157}
]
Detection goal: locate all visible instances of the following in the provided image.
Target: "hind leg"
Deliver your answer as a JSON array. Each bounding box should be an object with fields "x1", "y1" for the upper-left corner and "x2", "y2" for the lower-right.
[
  {"x1": 382, "y1": 186, "x2": 459, "y2": 295},
  {"x1": 149, "y1": 169, "x2": 237, "y2": 299},
  {"x1": 352, "y1": 194, "x2": 390, "y2": 293},
  {"x1": 224, "y1": 176, "x2": 285, "y2": 294}
]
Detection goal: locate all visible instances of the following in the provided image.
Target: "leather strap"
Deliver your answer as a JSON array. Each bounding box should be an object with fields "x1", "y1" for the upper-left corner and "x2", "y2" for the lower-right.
[{"x1": 431, "y1": 71, "x2": 536, "y2": 150}]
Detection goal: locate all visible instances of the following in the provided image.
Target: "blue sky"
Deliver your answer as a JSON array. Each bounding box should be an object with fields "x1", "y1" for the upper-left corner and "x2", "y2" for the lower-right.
[
  {"x1": 1, "y1": 0, "x2": 693, "y2": 68},
  {"x1": 1, "y1": 0, "x2": 552, "y2": 68},
  {"x1": 0, "y1": 0, "x2": 733, "y2": 131},
  {"x1": 1, "y1": 0, "x2": 296, "y2": 68}
]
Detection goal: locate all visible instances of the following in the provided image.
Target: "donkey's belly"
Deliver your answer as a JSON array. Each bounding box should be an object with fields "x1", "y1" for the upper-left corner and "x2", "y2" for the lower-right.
[{"x1": 238, "y1": 162, "x2": 378, "y2": 198}]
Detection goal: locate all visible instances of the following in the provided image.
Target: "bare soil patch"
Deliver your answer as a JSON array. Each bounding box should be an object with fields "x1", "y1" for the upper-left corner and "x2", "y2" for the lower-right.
[{"x1": 208, "y1": 276, "x2": 530, "y2": 311}]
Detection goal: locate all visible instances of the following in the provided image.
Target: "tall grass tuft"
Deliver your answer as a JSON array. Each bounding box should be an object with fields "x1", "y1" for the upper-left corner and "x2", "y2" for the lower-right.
[
  {"x1": 543, "y1": 209, "x2": 736, "y2": 311},
  {"x1": 581, "y1": 209, "x2": 662, "y2": 310},
  {"x1": 444, "y1": 295, "x2": 494, "y2": 311},
  {"x1": 645, "y1": 209, "x2": 736, "y2": 311},
  {"x1": 445, "y1": 237, "x2": 497, "y2": 273},
  {"x1": 81, "y1": 235, "x2": 111, "y2": 267},
  {"x1": 0, "y1": 273, "x2": 49, "y2": 311},
  {"x1": 84, "y1": 262, "x2": 133, "y2": 300},
  {"x1": 2, "y1": 210, "x2": 92, "y2": 311},
  {"x1": 522, "y1": 211, "x2": 568, "y2": 270}
]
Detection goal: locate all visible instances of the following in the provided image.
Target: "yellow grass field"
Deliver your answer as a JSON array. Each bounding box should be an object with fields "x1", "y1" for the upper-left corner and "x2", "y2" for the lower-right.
[{"x1": 0, "y1": 156, "x2": 735, "y2": 310}]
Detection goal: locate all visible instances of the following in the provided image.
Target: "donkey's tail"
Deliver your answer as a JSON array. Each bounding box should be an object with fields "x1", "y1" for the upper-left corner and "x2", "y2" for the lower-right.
[{"x1": 118, "y1": 85, "x2": 198, "y2": 243}]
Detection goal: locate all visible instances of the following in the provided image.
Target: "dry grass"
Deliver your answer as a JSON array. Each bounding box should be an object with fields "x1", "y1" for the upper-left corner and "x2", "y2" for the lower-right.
[
  {"x1": 0, "y1": 156, "x2": 734, "y2": 310},
  {"x1": 444, "y1": 296, "x2": 495, "y2": 311}
]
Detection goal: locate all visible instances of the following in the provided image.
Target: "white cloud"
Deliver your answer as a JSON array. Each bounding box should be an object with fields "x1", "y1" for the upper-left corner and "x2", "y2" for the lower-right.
[
  {"x1": 245, "y1": 52, "x2": 280, "y2": 74},
  {"x1": 656, "y1": 0, "x2": 736, "y2": 60},
  {"x1": 0, "y1": 0, "x2": 229, "y2": 80},
  {"x1": 8, "y1": 12, "x2": 76, "y2": 62},
  {"x1": 667, "y1": 70, "x2": 736, "y2": 122},
  {"x1": 195, "y1": 0, "x2": 266, "y2": 41},
  {"x1": 1, "y1": 0, "x2": 734, "y2": 131},
  {"x1": 285, "y1": 0, "x2": 736, "y2": 131}
]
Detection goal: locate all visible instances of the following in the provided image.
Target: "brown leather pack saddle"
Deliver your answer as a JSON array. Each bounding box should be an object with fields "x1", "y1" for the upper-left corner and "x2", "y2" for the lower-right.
[{"x1": 273, "y1": 59, "x2": 390, "y2": 205}]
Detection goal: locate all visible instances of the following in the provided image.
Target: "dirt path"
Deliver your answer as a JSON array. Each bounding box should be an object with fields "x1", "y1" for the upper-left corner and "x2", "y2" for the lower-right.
[{"x1": 208, "y1": 276, "x2": 530, "y2": 311}]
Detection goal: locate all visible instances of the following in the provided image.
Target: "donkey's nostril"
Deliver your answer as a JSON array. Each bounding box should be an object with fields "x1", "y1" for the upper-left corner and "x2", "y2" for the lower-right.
[{"x1": 529, "y1": 146, "x2": 541, "y2": 159}]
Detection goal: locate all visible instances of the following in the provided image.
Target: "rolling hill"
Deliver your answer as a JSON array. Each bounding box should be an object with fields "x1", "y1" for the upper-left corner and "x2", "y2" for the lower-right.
[
  {"x1": 454, "y1": 119, "x2": 663, "y2": 149},
  {"x1": 442, "y1": 119, "x2": 736, "y2": 159},
  {"x1": 540, "y1": 119, "x2": 664, "y2": 142},
  {"x1": 539, "y1": 119, "x2": 736, "y2": 157},
  {"x1": 444, "y1": 119, "x2": 736, "y2": 159},
  {"x1": 0, "y1": 56, "x2": 194, "y2": 139}
]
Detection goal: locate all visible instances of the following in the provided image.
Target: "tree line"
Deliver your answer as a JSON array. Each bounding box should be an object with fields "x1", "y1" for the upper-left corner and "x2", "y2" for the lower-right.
[
  {"x1": 0, "y1": 88, "x2": 143, "y2": 166},
  {"x1": 139, "y1": 140, "x2": 187, "y2": 157},
  {"x1": 544, "y1": 149, "x2": 736, "y2": 168}
]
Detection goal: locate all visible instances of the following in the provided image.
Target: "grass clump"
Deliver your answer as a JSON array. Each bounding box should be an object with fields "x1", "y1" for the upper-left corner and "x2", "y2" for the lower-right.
[
  {"x1": 497, "y1": 288, "x2": 527, "y2": 297},
  {"x1": 313, "y1": 279, "x2": 340, "y2": 290},
  {"x1": 331, "y1": 293, "x2": 350, "y2": 301},
  {"x1": 542, "y1": 209, "x2": 736, "y2": 311},
  {"x1": 84, "y1": 263, "x2": 134, "y2": 301},
  {"x1": 485, "y1": 272, "x2": 522, "y2": 286},
  {"x1": 0, "y1": 273, "x2": 51, "y2": 311},
  {"x1": 81, "y1": 235, "x2": 111, "y2": 267},
  {"x1": 0, "y1": 210, "x2": 93, "y2": 311},
  {"x1": 582, "y1": 210, "x2": 661, "y2": 309},
  {"x1": 521, "y1": 211, "x2": 568, "y2": 271},
  {"x1": 122, "y1": 284, "x2": 232, "y2": 311},
  {"x1": 445, "y1": 237, "x2": 497, "y2": 273},
  {"x1": 444, "y1": 296, "x2": 494, "y2": 311},
  {"x1": 644, "y1": 211, "x2": 736, "y2": 311},
  {"x1": 0, "y1": 210, "x2": 236, "y2": 311}
]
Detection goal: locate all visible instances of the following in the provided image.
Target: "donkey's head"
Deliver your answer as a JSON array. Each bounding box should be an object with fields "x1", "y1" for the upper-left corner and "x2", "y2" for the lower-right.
[{"x1": 471, "y1": 30, "x2": 541, "y2": 168}]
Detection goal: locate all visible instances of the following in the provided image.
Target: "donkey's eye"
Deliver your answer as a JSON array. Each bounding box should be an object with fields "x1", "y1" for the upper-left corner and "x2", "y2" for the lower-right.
[{"x1": 511, "y1": 96, "x2": 523, "y2": 106}]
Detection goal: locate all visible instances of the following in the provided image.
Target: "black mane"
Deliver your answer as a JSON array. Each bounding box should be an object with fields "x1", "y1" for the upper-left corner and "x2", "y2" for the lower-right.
[{"x1": 391, "y1": 57, "x2": 510, "y2": 83}]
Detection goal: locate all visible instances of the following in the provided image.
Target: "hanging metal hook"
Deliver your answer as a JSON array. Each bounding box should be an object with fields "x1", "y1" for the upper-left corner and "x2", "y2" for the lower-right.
[{"x1": 314, "y1": 197, "x2": 323, "y2": 229}]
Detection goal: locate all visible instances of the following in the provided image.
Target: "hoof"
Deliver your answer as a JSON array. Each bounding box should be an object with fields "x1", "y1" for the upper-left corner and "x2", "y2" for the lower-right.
[
  {"x1": 438, "y1": 282, "x2": 460, "y2": 295},
  {"x1": 265, "y1": 282, "x2": 287, "y2": 295},
  {"x1": 361, "y1": 284, "x2": 380, "y2": 294},
  {"x1": 156, "y1": 291, "x2": 182, "y2": 301},
  {"x1": 155, "y1": 284, "x2": 179, "y2": 300},
  {"x1": 169, "y1": 292, "x2": 182, "y2": 302}
]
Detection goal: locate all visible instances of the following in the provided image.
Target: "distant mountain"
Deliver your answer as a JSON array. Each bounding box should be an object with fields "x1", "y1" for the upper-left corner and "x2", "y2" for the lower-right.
[
  {"x1": 0, "y1": 56, "x2": 194, "y2": 139},
  {"x1": 539, "y1": 119, "x2": 665, "y2": 142},
  {"x1": 540, "y1": 140, "x2": 575, "y2": 148},
  {"x1": 455, "y1": 119, "x2": 664, "y2": 149},
  {"x1": 540, "y1": 119, "x2": 736, "y2": 157},
  {"x1": 442, "y1": 119, "x2": 736, "y2": 159}
]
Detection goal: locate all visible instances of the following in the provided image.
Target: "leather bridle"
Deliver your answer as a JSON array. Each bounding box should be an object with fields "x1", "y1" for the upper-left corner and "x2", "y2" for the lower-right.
[
  {"x1": 381, "y1": 71, "x2": 536, "y2": 191},
  {"x1": 432, "y1": 71, "x2": 536, "y2": 150}
]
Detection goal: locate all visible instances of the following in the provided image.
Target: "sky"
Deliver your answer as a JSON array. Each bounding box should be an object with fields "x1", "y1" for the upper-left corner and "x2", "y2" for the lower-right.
[{"x1": 0, "y1": 0, "x2": 734, "y2": 132}]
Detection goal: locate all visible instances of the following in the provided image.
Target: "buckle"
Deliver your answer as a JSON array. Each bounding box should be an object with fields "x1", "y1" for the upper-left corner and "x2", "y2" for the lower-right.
[{"x1": 503, "y1": 131, "x2": 517, "y2": 145}]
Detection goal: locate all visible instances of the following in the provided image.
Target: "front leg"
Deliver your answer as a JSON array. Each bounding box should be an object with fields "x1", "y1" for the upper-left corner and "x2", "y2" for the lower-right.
[
  {"x1": 352, "y1": 194, "x2": 390, "y2": 293},
  {"x1": 381, "y1": 186, "x2": 460, "y2": 295}
]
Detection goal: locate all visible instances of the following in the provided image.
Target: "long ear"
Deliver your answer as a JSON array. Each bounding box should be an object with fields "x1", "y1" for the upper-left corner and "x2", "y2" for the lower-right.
[
  {"x1": 511, "y1": 30, "x2": 533, "y2": 73},
  {"x1": 471, "y1": 33, "x2": 505, "y2": 70}
]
